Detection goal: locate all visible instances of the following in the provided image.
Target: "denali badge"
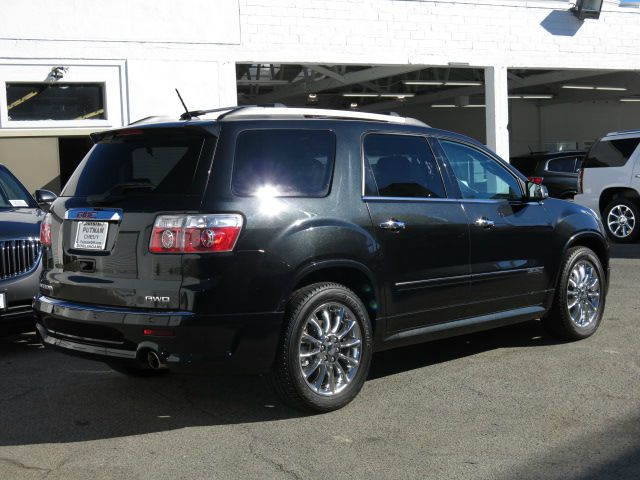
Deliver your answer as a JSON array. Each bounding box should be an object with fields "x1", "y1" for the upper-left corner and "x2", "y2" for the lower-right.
[{"x1": 145, "y1": 295, "x2": 171, "y2": 303}]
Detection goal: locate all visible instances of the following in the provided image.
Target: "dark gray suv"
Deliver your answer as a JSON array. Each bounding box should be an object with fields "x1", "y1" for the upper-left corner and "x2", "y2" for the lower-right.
[
  {"x1": 34, "y1": 107, "x2": 609, "y2": 412},
  {"x1": 0, "y1": 165, "x2": 48, "y2": 333}
]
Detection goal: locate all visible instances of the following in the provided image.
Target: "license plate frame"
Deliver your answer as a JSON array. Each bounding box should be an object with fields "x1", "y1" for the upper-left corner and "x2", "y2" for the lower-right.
[{"x1": 73, "y1": 221, "x2": 109, "y2": 251}]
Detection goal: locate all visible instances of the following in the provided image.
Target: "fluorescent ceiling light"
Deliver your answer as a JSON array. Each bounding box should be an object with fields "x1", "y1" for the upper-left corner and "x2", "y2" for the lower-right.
[
  {"x1": 464, "y1": 104, "x2": 486, "y2": 108},
  {"x1": 342, "y1": 93, "x2": 379, "y2": 97},
  {"x1": 620, "y1": 98, "x2": 640, "y2": 102},
  {"x1": 342, "y1": 93, "x2": 414, "y2": 98},
  {"x1": 562, "y1": 85, "x2": 627, "y2": 91},
  {"x1": 431, "y1": 104, "x2": 457, "y2": 108},
  {"x1": 509, "y1": 94, "x2": 554, "y2": 99},
  {"x1": 403, "y1": 81, "x2": 483, "y2": 86}
]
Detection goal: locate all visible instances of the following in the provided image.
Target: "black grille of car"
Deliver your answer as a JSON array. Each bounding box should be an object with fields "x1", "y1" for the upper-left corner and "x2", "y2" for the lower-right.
[{"x1": 0, "y1": 239, "x2": 41, "y2": 280}]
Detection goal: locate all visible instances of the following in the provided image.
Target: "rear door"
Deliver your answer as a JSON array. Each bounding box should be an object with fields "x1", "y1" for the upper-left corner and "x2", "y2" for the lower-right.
[
  {"x1": 543, "y1": 155, "x2": 582, "y2": 198},
  {"x1": 363, "y1": 133, "x2": 470, "y2": 333},
  {"x1": 43, "y1": 127, "x2": 216, "y2": 310},
  {"x1": 433, "y1": 138, "x2": 553, "y2": 316}
]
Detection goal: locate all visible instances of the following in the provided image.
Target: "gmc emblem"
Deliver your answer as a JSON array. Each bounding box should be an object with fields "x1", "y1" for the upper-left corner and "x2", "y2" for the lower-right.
[{"x1": 77, "y1": 211, "x2": 97, "y2": 219}]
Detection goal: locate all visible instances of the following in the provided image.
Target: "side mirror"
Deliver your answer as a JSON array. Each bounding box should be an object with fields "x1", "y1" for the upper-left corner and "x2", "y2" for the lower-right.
[
  {"x1": 35, "y1": 189, "x2": 57, "y2": 207},
  {"x1": 526, "y1": 182, "x2": 549, "y2": 201}
]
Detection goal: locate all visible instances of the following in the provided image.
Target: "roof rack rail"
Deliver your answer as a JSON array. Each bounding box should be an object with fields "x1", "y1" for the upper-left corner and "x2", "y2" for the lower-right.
[
  {"x1": 606, "y1": 128, "x2": 640, "y2": 137},
  {"x1": 189, "y1": 106, "x2": 429, "y2": 127},
  {"x1": 179, "y1": 103, "x2": 286, "y2": 120}
]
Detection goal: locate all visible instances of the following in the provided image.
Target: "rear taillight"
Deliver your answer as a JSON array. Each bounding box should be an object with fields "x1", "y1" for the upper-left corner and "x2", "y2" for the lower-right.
[
  {"x1": 149, "y1": 214, "x2": 243, "y2": 254},
  {"x1": 40, "y1": 213, "x2": 52, "y2": 246},
  {"x1": 577, "y1": 168, "x2": 584, "y2": 194},
  {"x1": 528, "y1": 176, "x2": 544, "y2": 185}
]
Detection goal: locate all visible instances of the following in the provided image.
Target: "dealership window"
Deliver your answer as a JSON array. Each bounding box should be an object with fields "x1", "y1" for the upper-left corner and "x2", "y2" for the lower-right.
[
  {"x1": 7, "y1": 83, "x2": 105, "y2": 121},
  {"x1": 0, "y1": 62, "x2": 124, "y2": 128}
]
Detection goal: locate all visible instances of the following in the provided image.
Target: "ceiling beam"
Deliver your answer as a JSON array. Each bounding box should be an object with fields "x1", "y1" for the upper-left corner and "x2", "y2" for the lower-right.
[{"x1": 253, "y1": 65, "x2": 427, "y2": 103}]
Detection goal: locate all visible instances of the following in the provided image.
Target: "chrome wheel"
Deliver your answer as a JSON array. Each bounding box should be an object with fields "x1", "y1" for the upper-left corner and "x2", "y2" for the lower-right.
[
  {"x1": 298, "y1": 302, "x2": 362, "y2": 396},
  {"x1": 566, "y1": 260, "x2": 601, "y2": 328},
  {"x1": 607, "y1": 204, "x2": 636, "y2": 239}
]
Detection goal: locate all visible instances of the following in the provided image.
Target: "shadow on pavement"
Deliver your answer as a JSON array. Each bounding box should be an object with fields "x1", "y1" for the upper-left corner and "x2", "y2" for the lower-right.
[
  {"x1": 609, "y1": 243, "x2": 640, "y2": 260},
  {"x1": 0, "y1": 319, "x2": 562, "y2": 447}
]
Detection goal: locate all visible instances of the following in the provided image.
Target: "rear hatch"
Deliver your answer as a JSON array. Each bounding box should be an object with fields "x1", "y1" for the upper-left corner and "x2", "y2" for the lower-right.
[{"x1": 42, "y1": 126, "x2": 217, "y2": 310}]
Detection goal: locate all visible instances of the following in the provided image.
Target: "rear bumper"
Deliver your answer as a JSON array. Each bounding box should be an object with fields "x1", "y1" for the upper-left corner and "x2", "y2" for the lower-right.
[{"x1": 33, "y1": 296, "x2": 283, "y2": 374}]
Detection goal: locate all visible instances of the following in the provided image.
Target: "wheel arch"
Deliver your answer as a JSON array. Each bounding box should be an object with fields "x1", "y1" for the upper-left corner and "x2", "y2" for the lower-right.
[
  {"x1": 281, "y1": 260, "x2": 383, "y2": 336},
  {"x1": 560, "y1": 232, "x2": 610, "y2": 291},
  {"x1": 598, "y1": 187, "x2": 640, "y2": 215}
]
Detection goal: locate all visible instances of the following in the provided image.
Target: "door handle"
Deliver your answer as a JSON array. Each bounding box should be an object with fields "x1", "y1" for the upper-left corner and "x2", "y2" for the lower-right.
[
  {"x1": 379, "y1": 219, "x2": 406, "y2": 232},
  {"x1": 474, "y1": 217, "x2": 495, "y2": 229}
]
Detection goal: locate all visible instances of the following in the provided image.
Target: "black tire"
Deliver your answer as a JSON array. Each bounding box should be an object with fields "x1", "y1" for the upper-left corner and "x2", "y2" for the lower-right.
[
  {"x1": 107, "y1": 362, "x2": 168, "y2": 377},
  {"x1": 603, "y1": 198, "x2": 640, "y2": 243},
  {"x1": 542, "y1": 246, "x2": 606, "y2": 341},
  {"x1": 272, "y1": 282, "x2": 373, "y2": 413}
]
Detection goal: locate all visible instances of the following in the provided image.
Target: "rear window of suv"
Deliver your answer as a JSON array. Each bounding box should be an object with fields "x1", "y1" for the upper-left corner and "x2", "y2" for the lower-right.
[
  {"x1": 583, "y1": 138, "x2": 640, "y2": 168},
  {"x1": 63, "y1": 130, "x2": 209, "y2": 202},
  {"x1": 232, "y1": 129, "x2": 336, "y2": 197}
]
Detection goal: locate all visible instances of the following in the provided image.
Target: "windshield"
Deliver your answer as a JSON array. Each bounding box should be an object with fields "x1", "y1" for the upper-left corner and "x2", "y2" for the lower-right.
[
  {"x1": 0, "y1": 167, "x2": 37, "y2": 208},
  {"x1": 62, "y1": 129, "x2": 212, "y2": 205}
]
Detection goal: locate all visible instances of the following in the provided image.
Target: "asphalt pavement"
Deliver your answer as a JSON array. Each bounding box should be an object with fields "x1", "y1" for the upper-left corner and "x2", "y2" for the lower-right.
[{"x1": 1, "y1": 244, "x2": 639, "y2": 480}]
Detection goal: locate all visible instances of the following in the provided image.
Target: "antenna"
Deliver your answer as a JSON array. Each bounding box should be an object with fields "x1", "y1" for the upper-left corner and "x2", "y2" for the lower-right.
[{"x1": 175, "y1": 89, "x2": 191, "y2": 120}]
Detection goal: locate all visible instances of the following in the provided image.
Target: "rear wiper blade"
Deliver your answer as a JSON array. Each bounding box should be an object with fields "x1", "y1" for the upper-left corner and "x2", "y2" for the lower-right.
[{"x1": 86, "y1": 182, "x2": 154, "y2": 204}]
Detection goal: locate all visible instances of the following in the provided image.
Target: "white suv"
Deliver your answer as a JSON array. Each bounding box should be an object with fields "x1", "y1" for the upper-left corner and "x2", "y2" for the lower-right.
[{"x1": 575, "y1": 130, "x2": 640, "y2": 243}]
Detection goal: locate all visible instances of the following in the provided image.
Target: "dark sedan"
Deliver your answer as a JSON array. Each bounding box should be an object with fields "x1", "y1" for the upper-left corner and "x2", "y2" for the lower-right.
[
  {"x1": 0, "y1": 165, "x2": 53, "y2": 333},
  {"x1": 511, "y1": 151, "x2": 586, "y2": 200}
]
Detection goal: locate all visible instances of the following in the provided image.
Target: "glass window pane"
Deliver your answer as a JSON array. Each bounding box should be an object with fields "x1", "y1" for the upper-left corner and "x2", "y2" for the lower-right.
[
  {"x1": 232, "y1": 130, "x2": 336, "y2": 197},
  {"x1": 583, "y1": 138, "x2": 640, "y2": 168},
  {"x1": 0, "y1": 167, "x2": 35, "y2": 208},
  {"x1": 441, "y1": 140, "x2": 521, "y2": 200},
  {"x1": 363, "y1": 134, "x2": 446, "y2": 198},
  {"x1": 546, "y1": 157, "x2": 576, "y2": 173},
  {"x1": 6, "y1": 83, "x2": 105, "y2": 121}
]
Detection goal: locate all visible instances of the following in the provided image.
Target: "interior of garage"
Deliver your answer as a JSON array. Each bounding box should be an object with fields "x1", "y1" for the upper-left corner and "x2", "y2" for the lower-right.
[{"x1": 236, "y1": 63, "x2": 640, "y2": 160}]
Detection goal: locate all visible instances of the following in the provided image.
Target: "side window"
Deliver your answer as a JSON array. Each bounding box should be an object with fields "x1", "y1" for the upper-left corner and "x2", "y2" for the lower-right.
[
  {"x1": 232, "y1": 130, "x2": 336, "y2": 197},
  {"x1": 583, "y1": 138, "x2": 640, "y2": 168},
  {"x1": 546, "y1": 156, "x2": 578, "y2": 173},
  {"x1": 363, "y1": 134, "x2": 446, "y2": 199},
  {"x1": 440, "y1": 140, "x2": 522, "y2": 200}
]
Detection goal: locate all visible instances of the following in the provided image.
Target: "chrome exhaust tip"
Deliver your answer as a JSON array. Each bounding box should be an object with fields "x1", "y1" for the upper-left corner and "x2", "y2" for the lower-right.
[{"x1": 146, "y1": 350, "x2": 167, "y2": 370}]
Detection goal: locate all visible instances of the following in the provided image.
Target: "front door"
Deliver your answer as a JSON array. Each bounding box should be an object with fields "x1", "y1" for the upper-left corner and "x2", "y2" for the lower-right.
[
  {"x1": 435, "y1": 138, "x2": 554, "y2": 316},
  {"x1": 363, "y1": 133, "x2": 470, "y2": 333}
]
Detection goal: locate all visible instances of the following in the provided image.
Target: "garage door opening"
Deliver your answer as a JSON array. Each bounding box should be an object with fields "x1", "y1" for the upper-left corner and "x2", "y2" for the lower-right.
[{"x1": 236, "y1": 63, "x2": 487, "y2": 144}]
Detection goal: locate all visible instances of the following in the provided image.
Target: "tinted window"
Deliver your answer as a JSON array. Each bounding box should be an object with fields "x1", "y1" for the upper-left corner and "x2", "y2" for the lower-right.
[
  {"x1": 63, "y1": 130, "x2": 207, "y2": 200},
  {"x1": 441, "y1": 140, "x2": 521, "y2": 200},
  {"x1": 546, "y1": 156, "x2": 579, "y2": 173},
  {"x1": 583, "y1": 138, "x2": 640, "y2": 168},
  {"x1": 363, "y1": 134, "x2": 446, "y2": 198},
  {"x1": 7, "y1": 83, "x2": 105, "y2": 121},
  {"x1": 232, "y1": 130, "x2": 335, "y2": 197},
  {"x1": 0, "y1": 167, "x2": 35, "y2": 208}
]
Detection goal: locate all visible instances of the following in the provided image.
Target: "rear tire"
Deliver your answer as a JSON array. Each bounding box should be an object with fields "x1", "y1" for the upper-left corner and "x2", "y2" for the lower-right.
[
  {"x1": 542, "y1": 246, "x2": 606, "y2": 340},
  {"x1": 272, "y1": 282, "x2": 373, "y2": 413},
  {"x1": 603, "y1": 198, "x2": 640, "y2": 243}
]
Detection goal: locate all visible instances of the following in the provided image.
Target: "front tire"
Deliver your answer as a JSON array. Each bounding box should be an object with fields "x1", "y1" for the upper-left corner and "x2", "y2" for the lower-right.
[
  {"x1": 542, "y1": 246, "x2": 606, "y2": 340},
  {"x1": 603, "y1": 198, "x2": 640, "y2": 243},
  {"x1": 272, "y1": 282, "x2": 373, "y2": 413}
]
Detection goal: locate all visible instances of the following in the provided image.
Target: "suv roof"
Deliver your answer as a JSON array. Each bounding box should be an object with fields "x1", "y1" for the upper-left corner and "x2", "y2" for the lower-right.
[
  {"x1": 605, "y1": 129, "x2": 640, "y2": 138},
  {"x1": 131, "y1": 106, "x2": 430, "y2": 128}
]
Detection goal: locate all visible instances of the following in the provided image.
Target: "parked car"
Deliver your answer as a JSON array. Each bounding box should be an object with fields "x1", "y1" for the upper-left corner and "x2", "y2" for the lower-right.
[
  {"x1": 510, "y1": 151, "x2": 585, "y2": 200},
  {"x1": 34, "y1": 107, "x2": 609, "y2": 412},
  {"x1": 0, "y1": 165, "x2": 55, "y2": 333},
  {"x1": 575, "y1": 129, "x2": 640, "y2": 243}
]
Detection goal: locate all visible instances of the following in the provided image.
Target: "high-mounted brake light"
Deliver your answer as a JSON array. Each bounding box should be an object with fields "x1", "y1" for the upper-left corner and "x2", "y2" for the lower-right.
[
  {"x1": 528, "y1": 176, "x2": 544, "y2": 185},
  {"x1": 40, "y1": 213, "x2": 52, "y2": 246},
  {"x1": 149, "y1": 214, "x2": 243, "y2": 254}
]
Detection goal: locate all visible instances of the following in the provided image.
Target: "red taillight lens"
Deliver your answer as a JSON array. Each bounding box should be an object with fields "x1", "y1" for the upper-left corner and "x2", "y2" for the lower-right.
[
  {"x1": 528, "y1": 176, "x2": 544, "y2": 185},
  {"x1": 149, "y1": 214, "x2": 243, "y2": 254},
  {"x1": 149, "y1": 216, "x2": 183, "y2": 253},
  {"x1": 143, "y1": 328, "x2": 175, "y2": 337},
  {"x1": 40, "y1": 213, "x2": 52, "y2": 246}
]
